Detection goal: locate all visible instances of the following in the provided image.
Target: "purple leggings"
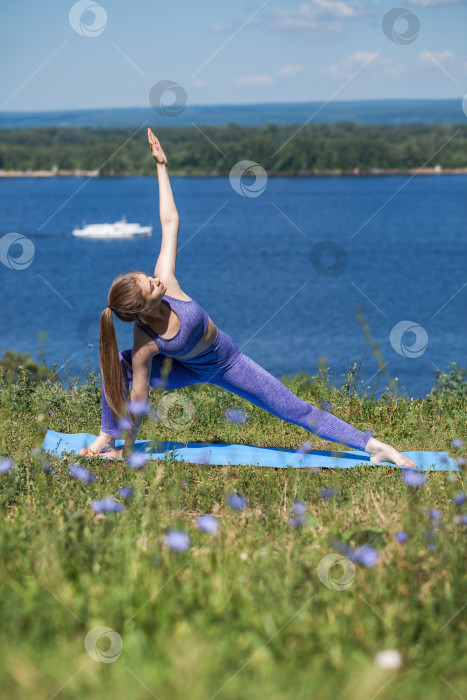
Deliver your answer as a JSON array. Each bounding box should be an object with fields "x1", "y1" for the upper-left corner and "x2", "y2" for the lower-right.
[{"x1": 100, "y1": 328, "x2": 373, "y2": 451}]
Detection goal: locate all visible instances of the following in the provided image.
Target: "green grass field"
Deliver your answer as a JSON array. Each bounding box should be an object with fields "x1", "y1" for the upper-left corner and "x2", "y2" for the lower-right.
[{"x1": 0, "y1": 357, "x2": 466, "y2": 700}]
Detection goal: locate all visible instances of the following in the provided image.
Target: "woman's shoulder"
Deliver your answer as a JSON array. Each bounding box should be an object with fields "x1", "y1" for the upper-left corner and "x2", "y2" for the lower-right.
[
  {"x1": 133, "y1": 322, "x2": 160, "y2": 356},
  {"x1": 165, "y1": 291, "x2": 192, "y2": 302},
  {"x1": 158, "y1": 271, "x2": 192, "y2": 302}
]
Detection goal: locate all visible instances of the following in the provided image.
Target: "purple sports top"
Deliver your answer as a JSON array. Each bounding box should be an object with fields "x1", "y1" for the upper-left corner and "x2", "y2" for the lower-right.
[{"x1": 134, "y1": 294, "x2": 209, "y2": 357}]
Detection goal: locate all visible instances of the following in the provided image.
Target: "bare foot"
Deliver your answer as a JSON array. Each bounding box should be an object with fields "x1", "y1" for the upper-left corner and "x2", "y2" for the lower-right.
[
  {"x1": 97, "y1": 447, "x2": 124, "y2": 459},
  {"x1": 366, "y1": 437, "x2": 416, "y2": 467},
  {"x1": 80, "y1": 432, "x2": 116, "y2": 457}
]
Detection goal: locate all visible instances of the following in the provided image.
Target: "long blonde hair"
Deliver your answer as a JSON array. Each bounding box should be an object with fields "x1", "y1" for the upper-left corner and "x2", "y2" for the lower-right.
[{"x1": 100, "y1": 270, "x2": 148, "y2": 423}]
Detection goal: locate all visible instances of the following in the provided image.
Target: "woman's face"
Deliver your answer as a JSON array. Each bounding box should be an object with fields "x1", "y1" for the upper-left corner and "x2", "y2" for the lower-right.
[{"x1": 139, "y1": 273, "x2": 166, "y2": 311}]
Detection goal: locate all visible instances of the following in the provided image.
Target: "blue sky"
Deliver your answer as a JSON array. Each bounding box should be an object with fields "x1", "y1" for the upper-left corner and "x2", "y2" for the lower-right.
[{"x1": 1, "y1": 0, "x2": 466, "y2": 111}]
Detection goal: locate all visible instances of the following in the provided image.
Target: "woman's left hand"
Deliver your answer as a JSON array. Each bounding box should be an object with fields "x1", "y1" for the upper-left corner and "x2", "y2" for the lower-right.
[{"x1": 148, "y1": 128, "x2": 168, "y2": 165}]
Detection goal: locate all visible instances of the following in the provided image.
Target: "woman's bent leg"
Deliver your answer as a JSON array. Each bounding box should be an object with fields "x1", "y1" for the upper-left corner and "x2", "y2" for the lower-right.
[
  {"x1": 209, "y1": 351, "x2": 372, "y2": 451},
  {"x1": 100, "y1": 350, "x2": 198, "y2": 435}
]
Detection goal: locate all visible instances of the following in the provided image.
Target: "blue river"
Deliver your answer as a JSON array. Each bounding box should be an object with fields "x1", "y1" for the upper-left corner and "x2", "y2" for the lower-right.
[{"x1": 0, "y1": 174, "x2": 465, "y2": 399}]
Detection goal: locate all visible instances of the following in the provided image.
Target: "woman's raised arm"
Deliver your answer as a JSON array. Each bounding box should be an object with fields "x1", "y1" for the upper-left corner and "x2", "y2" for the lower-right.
[{"x1": 148, "y1": 128, "x2": 179, "y2": 279}]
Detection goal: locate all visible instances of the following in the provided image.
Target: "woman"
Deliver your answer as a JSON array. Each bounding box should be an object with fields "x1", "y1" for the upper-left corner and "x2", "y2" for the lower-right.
[{"x1": 80, "y1": 128, "x2": 415, "y2": 468}]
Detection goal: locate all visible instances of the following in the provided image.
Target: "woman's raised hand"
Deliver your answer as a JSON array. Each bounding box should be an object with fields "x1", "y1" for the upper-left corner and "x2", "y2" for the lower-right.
[{"x1": 147, "y1": 128, "x2": 168, "y2": 165}]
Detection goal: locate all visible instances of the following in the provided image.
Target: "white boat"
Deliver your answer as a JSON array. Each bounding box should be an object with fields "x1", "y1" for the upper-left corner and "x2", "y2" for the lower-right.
[{"x1": 72, "y1": 216, "x2": 152, "y2": 239}]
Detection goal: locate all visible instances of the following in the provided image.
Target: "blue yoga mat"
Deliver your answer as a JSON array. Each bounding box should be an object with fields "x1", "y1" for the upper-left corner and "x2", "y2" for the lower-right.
[{"x1": 42, "y1": 430, "x2": 460, "y2": 471}]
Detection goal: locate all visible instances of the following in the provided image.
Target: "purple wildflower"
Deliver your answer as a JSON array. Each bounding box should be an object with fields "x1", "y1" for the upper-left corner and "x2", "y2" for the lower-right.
[
  {"x1": 197, "y1": 514, "x2": 218, "y2": 534},
  {"x1": 0, "y1": 459, "x2": 13, "y2": 473},
  {"x1": 68, "y1": 464, "x2": 96, "y2": 483},
  {"x1": 118, "y1": 416, "x2": 133, "y2": 431},
  {"x1": 319, "y1": 487, "x2": 338, "y2": 500},
  {"x1": 228, "y1": 492, "x2": 248, "y2": 510},
  {"x1": 458, "y1": 457, "x2": 467, "y2": 468},
  {"x1": 119, "y1": 486, "x2": 133, "y2": 498},
  {"x1": 165, "y1": 530, "x2": 191, "y2": 552},
  {"x1": 427, "y1": 544, "x2": 436, "y2": 551},
  {"x1": 351, "y1": 545, "x2": 379, "y2": 568},
  {"x1": 395, "y1": 531, "x2": 408, "y2": 543},
  {"x1": 43, "y1": 462, "x2": 56, "y2": 476},
  {"x1": 91, "y1": 497, "x2": 124, "y2": 513},
  {"x1": 452, "y1": 438, "x2": 463, "y2": 449},
  {"x1": 429, "y1": 509, "x2": 442, "y2": 520},
  {"x1": 332, "y1": 540, "x2": 352, "y2": 556},
  {"x1": 126, "y1": 400, "x2": 151, "y2": 415},
  {"x1": 461, "y1": 514, "x2": 467, "y2": 526},
  {"x1": 401, "y1": 469, "x2": 427, "y2": 488},
  {"x1": 289, "y1": 515, "x2": 307, "y2": 528},
  {"x1": 127, "y1": 451, "x2": 149, "y2": 469},
  {"x1": 225, "y1": 408, "x2": 247, "y2": 424},
  {"x1": 332, "y1": 541, "x2": 379, "y2": 567},
  {"x1": 296, "y1": 441, "x2": 312, "y2": 454},
  {"x1": 50, "y1": 410, "x2": 54, "y2": 416},
  {"x1": 293, "y1": 500, "x2": 307, "y2": 515},
  {"x1": 453, "y1": 492, "x2": 466, "y2": 506}
]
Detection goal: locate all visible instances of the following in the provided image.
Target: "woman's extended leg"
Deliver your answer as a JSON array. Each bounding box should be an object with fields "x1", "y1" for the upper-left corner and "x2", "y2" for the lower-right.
[
  {"x1": 198, "y1": 332, "x2": 415, "y2": 465},
  {"x1": 209, "y1": 351, "x2": 372, "y2": 451}
]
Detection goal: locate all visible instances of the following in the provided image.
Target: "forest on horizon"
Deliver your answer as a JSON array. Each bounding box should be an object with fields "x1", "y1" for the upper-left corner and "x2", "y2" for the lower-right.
[{"x1": 0, "y1": 122, "x2": 466, "y2": 175}]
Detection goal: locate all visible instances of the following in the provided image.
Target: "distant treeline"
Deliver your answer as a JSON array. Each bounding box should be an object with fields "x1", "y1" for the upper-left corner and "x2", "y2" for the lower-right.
[{"x1": 0, "y1": 123, "x2": 466, "y2": 175}]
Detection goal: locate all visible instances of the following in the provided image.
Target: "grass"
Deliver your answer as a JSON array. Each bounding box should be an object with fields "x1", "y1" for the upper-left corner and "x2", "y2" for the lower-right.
[{"x1": 0, "y1": 354, "x2": 466, "y2": 700}]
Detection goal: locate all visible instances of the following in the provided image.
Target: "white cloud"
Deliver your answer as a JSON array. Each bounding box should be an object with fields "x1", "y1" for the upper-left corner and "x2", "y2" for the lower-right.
[
  {"x1": 212, "y1": 17, "x2": 260, "y2": 33},
  {"x1": 311, "y1": 0, "x2": 365, "y2": 18},
  {"x1": 418, "y1": 50, "x2": 455, "y2": 64},
  {"x1": 406, "y1": 0, "x2": 464, "y2": 5},
  {"x1": 276, "y1": 64, "x2": 306, "y2": 77},
  {"x1": 270, "y1": 0, "x2": 375, "y2": 35},
  {"x1": 320, "y1": 50, "x2": 389, "y2": 80},
  {"x1": 233, "y1": 74, "x2": 274, "y2": 87},
  {"x1": 319, "y1": 48, "x2": 467, "y2": 84},
  {"x1": 233, "y1": 65, "x2": 307, "y2": 89},
  {"x1": 415, "y1": 50, "x2": 467, "y2": 82},
  {"x1": 381, "y1": 63, "x2": 408, "y2": 79}
]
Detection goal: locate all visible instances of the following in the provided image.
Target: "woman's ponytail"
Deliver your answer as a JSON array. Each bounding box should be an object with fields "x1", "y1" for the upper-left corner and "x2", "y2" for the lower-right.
[
  {"x1": 99, "y1": 307, "x2": 128, "y2": 422},
  {"x1": 99, "y1": 270, "x2": 149, "y2": 427}
]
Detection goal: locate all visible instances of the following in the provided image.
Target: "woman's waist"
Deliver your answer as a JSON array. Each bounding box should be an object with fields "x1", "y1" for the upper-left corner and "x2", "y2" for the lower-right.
[
  {"x1": 174, "y1": 326, "x2": 241, "y2": 370},
  {"x1": 172, "y1": 317, "x2": 218, "y2": 359}
]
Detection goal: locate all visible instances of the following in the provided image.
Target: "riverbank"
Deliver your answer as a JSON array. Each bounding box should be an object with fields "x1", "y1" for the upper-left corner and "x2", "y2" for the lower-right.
[{"x1": 1, "y1": 165, "x2": 467, "y2": 178}]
